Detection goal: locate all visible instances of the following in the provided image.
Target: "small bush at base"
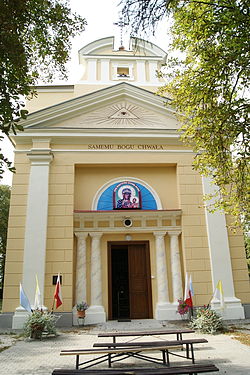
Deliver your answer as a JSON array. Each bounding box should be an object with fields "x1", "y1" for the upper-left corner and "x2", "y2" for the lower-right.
[
  {"x1": 190, "y1": 306, "x2": 224, "y2": 334},
  {"x1": 23, "y1": 310, "x2": 57, "y2": 339}
]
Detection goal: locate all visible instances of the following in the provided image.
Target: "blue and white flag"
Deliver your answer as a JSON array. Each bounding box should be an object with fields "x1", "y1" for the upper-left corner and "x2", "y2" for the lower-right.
[{"x1": 20, "y1": 283, "x2": 32, "y2": 313}]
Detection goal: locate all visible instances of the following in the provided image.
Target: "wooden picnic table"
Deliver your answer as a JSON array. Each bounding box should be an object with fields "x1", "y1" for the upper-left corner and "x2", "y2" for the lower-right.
[
  {"x1": 60, "y1": 338, "x2": 207, "y2": 369},
  {"x1": 98, "y1": 329, "x2": 195, "y2": 343},
  {"x1": 93, "y1": 338, "x2": 208, "y2": 366}
]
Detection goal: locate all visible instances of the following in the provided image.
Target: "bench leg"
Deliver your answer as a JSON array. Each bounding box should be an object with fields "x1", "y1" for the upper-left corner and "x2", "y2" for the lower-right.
[
  {"x1": 166, "y1": 350, "x2": 170, "y2": 366},
  {"x1": 186, "y1": 343, "x2": 189, "y2": 359},
  {"x1": 162, "y1": 350, "x2": 166, "y2": 365},
  {"x1": 76, "y1": 355, "x2": 79, "y2": 369},
  {"x1": 191, "y1": 343, "x2": 195, "y2": 364},
  {"x1": 108, "y1": 353, "x2": 112, "y2": 368}
]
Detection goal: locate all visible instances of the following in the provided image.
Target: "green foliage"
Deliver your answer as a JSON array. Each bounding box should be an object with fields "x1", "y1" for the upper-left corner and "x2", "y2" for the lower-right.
[
  {"x1": 190, "y1": 306, "x2": 224, "y2": 334},
  {"x1": 23, "y1": 310, "x2": 57, "y2": 339},
  {"x1": 0, "y1": 185, "x2": 11, "y2": 291},
  {"x1": 122, "y1": 0, "x2": 250, "y2": 227},
  {"x1": 0, "y1": 0, "x2": 86, "y2": 178}
]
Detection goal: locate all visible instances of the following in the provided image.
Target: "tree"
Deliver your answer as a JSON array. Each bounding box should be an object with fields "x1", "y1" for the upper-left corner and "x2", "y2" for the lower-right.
[
  {"x1": 121, "y1": 0, "x2": 250, "y2": 227},
  {"x1": 0, "y1": 0, "x2": 86, "y2": 179},
  {"x1": 0, "y1": 185, "x2": 11, "y2": 293}
]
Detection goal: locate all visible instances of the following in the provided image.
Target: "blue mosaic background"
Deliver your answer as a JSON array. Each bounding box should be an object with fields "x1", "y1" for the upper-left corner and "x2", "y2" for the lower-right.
[{"x1": 97, "y1": 182, "x2": 157, "y2": 210}]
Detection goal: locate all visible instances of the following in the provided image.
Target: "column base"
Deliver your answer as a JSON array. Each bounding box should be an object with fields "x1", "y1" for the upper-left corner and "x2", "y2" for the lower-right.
[
  {"x1": 211, "y1": 297, "x2": 245, "y2": 320},
  {"x1": 155, "y1": 302, "x2": 181, "y2": 321},
  {"x1": 84, "y1": 305, "x2": 106, "y2": 325},
  {"x1": 12, "y1": 305, "x2": 48, "y2": 329},
  {"x1": 12, "y1": 306, "x2": 30, "y2": 329},
  {"x1": 72, "y1": 305, "x2": 79, "y2": 326}
]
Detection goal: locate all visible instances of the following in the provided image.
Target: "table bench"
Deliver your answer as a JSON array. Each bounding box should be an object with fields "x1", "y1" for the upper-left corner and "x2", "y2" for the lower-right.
[
  {"x1": 52, "y1": 364, "x2": 219, "y2": 374},
  {"x1": 98, "y1": 329, "x2": 195, "y2": 343},
  {"x1": 93, "y1": 339, "x2": 208, "y2": 366},
  {"x1": 61, "y1": 339, "x2": 207, "y2": 369}
]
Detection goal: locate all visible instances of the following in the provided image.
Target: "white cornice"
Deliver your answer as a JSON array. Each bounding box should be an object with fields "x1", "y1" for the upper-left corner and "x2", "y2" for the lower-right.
[
  {"x1": 74, "y1": 209, "x2": 181, "y2": 234},
  {"x1": 82, "y1": 55, "x2": 163, "y2": 61}
]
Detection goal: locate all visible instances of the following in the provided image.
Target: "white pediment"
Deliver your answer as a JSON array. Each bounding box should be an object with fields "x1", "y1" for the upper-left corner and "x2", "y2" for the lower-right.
[
  {"x1": 51, "y1": 101, "x2": 178, "y2": 130},
  {"x1": 22, "y1": 83, "x2": 178, "y2": 131}
]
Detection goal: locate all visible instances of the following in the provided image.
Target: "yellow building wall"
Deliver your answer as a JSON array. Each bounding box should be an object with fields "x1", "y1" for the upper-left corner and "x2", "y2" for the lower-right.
[
  {"x1": 226, "y1": 218, "x2": 250, "y2": 303},
  {"x1": 177, "y1": 163, "x2": 213, "y2": 306},
  {"x1": 74, "y1": 165, "x2": 178, "y2": 210},
  {"x1": 2, "y1": 151, "x2": 30, "y2": 311},
  {"x1": 3, "y1": 146, "x2": 250, "y2": 313}
]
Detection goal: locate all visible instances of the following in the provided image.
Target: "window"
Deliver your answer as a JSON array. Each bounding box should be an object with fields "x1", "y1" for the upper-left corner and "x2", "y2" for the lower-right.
[
  {"x1": 112, "y1": 64, "x2": 134, "y2": 80},
  {"x1": 117, "y1": 67, "x2": 129, "y2": 78}
]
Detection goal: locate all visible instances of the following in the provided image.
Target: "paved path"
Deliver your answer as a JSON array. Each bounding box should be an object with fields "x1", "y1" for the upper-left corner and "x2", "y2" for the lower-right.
[{"x1": 0, "y1": 320, "x2": 249, "y2": 374}]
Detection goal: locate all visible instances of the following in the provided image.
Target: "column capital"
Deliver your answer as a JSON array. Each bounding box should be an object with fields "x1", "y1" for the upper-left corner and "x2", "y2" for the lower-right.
[
  {"x1": 153, "y1": 231, "x2": 167, "y2": 238},
  {"x1": 168, "y1": 231, "x2": 181, "y2": 237},
  {"x1": 74, "y1": 232, "x2": 88, "y2": 240},
  {"x1": 89, "y1": 232, "x2": 103, "y2": 240},
  {"x1": 27, "y1": 151, "x2": 53, "y2": 166}
]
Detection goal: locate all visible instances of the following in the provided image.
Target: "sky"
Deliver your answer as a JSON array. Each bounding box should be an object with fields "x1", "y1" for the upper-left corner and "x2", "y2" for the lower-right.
[{"x1": 1, "y1": 0, "x2": 170, "y2": 186}]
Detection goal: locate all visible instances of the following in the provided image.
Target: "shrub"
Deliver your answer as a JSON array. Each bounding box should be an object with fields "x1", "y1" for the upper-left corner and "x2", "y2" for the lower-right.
[
  {"x1": 23, "y1": 310, "x2": 57, "y2": 339},
  {"x1": 190, "y1": 306, "x2": 224, "y2": 334}
]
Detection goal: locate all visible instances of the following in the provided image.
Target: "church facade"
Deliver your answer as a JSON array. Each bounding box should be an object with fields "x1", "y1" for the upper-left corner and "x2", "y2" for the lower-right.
[{"x1": 2, "y1": 37, "x2": 250, "y2": 328}]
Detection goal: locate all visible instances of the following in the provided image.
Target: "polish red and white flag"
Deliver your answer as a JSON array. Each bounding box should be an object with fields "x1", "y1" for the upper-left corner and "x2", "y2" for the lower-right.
[
  {"x1": 54, "y1": 273, "x2": 62, "y2": 309},
  {"x1": 184, "y1": 273, "x2": 194, "y2": 307}
]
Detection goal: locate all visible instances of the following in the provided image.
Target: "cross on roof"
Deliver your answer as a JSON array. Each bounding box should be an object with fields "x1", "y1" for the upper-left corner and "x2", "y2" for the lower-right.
[{"x1": 114, "y1": 16, "x2": 128, "y2": 50}]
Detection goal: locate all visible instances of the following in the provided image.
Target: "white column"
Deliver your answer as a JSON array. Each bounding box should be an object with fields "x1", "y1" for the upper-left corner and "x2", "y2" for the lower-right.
[
  {"x1": 154, "y1": 232, "x2": 177, "y2": 320},
  {"x1": 202, "y1": 176, "x2": 244, "y2": 319},
  {"x1": 84, "y1": 232, "x2": 106, "y2": 324},
  {"x1": 75, "y1": 232, "x2": 88, "y2": 303},
  {"x1": 12, "y1": 151, "x2": 53, "y2": 329},
  {"x1": 169, "y1": 231, "x2": 183, "y2": 303},
  {"x1": 136, "y1": 60, "x2": 146, "y2": 83},
  {"x1": 100, "y1": 59, "x2": 110, "y2": 82},
  {"x1": 148, "y1": 60, "x2": 159, "y2": 83},
  {"x1": 155, "y1": 232, "x2": 169, "y2": 303},
  {"x1": 87, "y1": 58, "x2": 97, "y2": 81},
  {"x1": 72, "y1": 232, "x2": 88, "y2": 326}
]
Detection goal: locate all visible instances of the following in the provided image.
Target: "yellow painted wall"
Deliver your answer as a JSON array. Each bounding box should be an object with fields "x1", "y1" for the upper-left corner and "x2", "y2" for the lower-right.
[
  {"x1": 226, "y1": 217, "x2": 250, "y2": 303},
  {"x1": 74, "y1": 165, "x2": 178, "y2": 210},
  {"x1": 2, "y1": 152, "x2": 29, "y2": 311},
  {"x1": 177, "y1": 163, "x2": 213, "y2": 306},
  {"x1": 3, "y1": 144, "x2": 250, "y2": 313}
]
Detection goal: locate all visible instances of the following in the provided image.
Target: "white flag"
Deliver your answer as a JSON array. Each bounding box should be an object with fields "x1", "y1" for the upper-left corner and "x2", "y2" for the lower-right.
[
  {"x1": 213, "y1": 280, "x2": 225, "y2": 309},
  {"x1": 34, "y1": 274, "x2": 41, "y2": 309}
]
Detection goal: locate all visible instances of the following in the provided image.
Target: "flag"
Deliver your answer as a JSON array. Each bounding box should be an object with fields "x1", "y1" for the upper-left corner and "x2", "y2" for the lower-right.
[
  {"x1": 189, "y1": 274, "x2": 194, "y2": 299},
  {"x1": 54, "y1": 273, "x2": 62, "y2": 309},
  {"x1": 34, "y1": 274, "x2": 41, "y2": 309},
  {"x1": 184, "y1": 273, "x2": 193, "y2": 307},
  {"x1": 20, "y1": 283, "x2": 32, "y2": 313},
  {"x1": 213, "y1": 280, "x2": 225, "y2": 309}
]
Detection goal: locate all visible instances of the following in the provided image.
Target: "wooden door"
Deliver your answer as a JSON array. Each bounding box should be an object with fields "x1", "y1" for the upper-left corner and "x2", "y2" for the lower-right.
[
  {"x1": 128, "y1": 243, "x2": 152, "y2": 319},
  {"x1": 108, "y1": 241, "x2": 152, "y2": 320}
]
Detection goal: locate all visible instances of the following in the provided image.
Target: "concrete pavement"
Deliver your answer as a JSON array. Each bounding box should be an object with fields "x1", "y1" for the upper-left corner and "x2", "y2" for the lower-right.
[{"x1": 0, "y1": 319, "x2": 249, "y2": 375}]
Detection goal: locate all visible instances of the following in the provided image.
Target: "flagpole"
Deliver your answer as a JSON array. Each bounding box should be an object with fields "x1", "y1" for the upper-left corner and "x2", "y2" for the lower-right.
[{"x1": 51, "y1": 297, "x2": 55, "y2": 313}]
